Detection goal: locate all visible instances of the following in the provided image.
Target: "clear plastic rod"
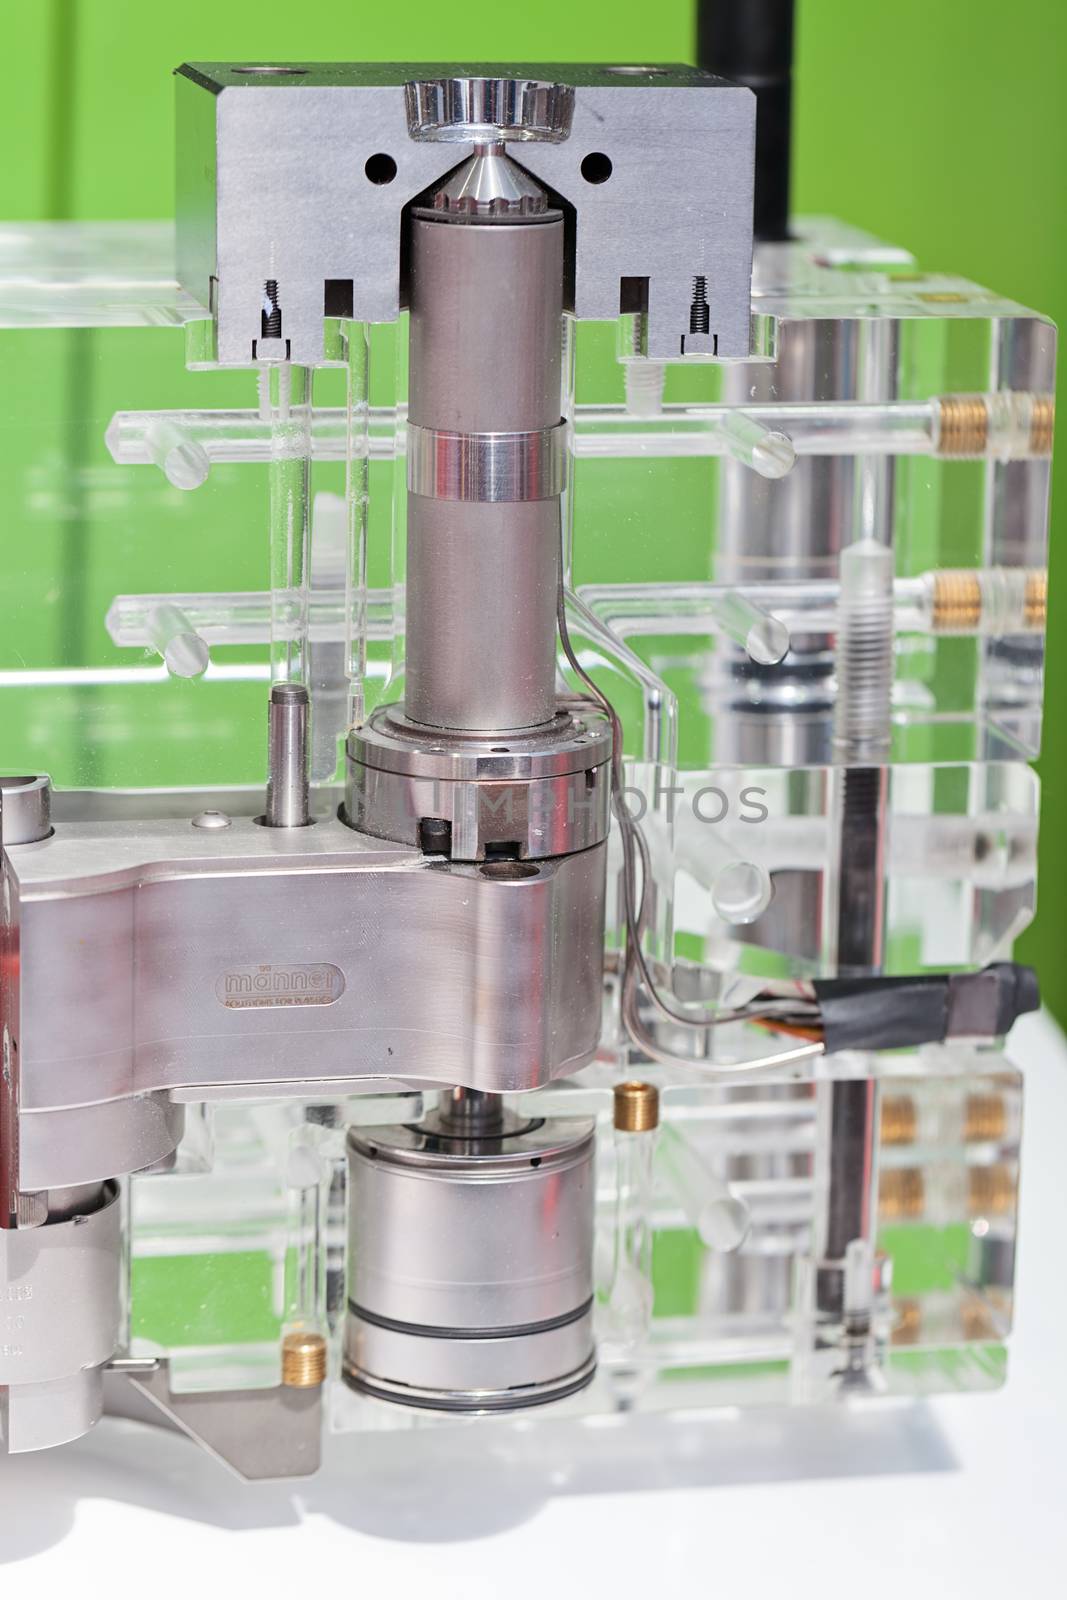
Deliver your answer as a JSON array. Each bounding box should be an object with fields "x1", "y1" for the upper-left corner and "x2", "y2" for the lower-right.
[
  {"x1": 657, "y1": 1123, "x2": 751, "y2": 1251},
  {"x1": 707, "y1": 588, "x2": 791, "y2": 663},
  {"x1": 715, "y1": 410, "x2": 795, "y2": 479},
  {"x1": 307, "y1": 490, "x2": 348, "y2": 783},
  {"x1": 344, "y1": 322, "x2": 371, "y2": 728},
  {"x1": 143, "y1": 418, "x2": 210, "y2": 490},
  {"x1": 105, "y1": 391, "x2": 1055, "y2": 476},
  {"x1": 604, "y1": 1125, "x2": 657, "y2": 1350},
  {"x1": 144, "y1": 601, "x2": 210, "y2": 679},
  {"x1": 104, "y1": 564, "x2": 1047, "y2": 665},
  {"x1": 266, "y1": 364, "x2": 312, "y2": 687}
]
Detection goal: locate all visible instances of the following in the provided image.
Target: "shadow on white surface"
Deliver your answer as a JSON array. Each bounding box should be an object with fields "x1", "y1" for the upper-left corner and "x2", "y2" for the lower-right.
[{"x1": 0, "y1": 1396, "x2": 958, "y2": 1561}]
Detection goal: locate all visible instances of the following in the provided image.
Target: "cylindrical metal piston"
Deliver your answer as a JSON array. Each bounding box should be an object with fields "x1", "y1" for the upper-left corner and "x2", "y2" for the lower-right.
[
  {"x1": 344, "y1": 1114, "x2": 596, "y2": 1411},
  {"x1": 404, "y1": 202, "x2": 565, "y2": 733}
]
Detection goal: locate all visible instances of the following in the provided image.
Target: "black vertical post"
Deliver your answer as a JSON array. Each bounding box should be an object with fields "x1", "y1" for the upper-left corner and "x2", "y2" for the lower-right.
[{"x1": 696, "y1": 0, "x2": 795, "y2": 242}]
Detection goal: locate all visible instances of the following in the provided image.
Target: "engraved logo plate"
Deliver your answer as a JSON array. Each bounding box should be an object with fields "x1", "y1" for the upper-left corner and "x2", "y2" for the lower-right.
[{"x1": 216, "y1": 962, "x2": 345, "y2": 1009}]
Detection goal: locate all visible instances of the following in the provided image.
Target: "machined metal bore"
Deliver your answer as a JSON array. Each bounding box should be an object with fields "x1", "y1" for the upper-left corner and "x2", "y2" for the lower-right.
[
  {"x1": 404, "y1": 191, "x2": 565, "y2": 734},
  {"x1": 344, "y1": 1114, "x2": 596, "y2": 1411}
]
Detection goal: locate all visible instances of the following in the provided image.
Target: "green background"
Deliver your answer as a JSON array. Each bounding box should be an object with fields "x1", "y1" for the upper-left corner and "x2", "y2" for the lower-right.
[{"x1": 3, "y1": 0, "x2": 1064, "y2": 1012}]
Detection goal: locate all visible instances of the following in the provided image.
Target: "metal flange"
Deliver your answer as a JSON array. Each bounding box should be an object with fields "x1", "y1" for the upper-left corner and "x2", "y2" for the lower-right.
[{"x1": 344, "y1": 702, "x2": 612, "y2": 861}]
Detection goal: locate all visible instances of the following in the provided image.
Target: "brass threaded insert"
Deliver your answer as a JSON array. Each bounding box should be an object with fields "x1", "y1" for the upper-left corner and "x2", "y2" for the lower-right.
[
  {"x1": 938, "y1": 395, "x2": 989, "y2": 457},
  {"x1": 1024, "y1": 568, "x2": 1048, "y2": 629},
  {"x1": 281, "y1": 1329, "x2": 328, "y2": 1388},
  {"x1": 931, "y1": 570, "x2": 982, "y2": 632},
  {"x1": 1030, "y1": 395, "x2": 1055, "y2": 456},
  {"x1": 878, "y1": 1166, "x2": 925, "y2": 1221},
  {"x1": 959, "y1": 1293, "x2": 1005, "y2": 1342},
  {"x1": 964, "y1": 1093, "x2": 1008, "y2": 1145},
  {"x1": 892, "y1": 1298, "x2": 922, "y2": 1346},
  {"x1": 614, "y1": 1080, "x2": 660, "y2": 1133},
  {"x1": 968, "y1": 1162, "x2": 1016, "y2": 1218},
  {"x1": 880, "y1": 1094, "x2": 918, "y2": 1147}
]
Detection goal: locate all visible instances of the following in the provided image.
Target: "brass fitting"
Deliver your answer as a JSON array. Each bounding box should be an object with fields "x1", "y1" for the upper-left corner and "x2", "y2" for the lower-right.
[
  {"x1": 880, "y1": 1094, "x2": 918, "y2": 1147},
  {"x1": 931, "y1": 570, "x2": 982, "y2": 632},
  {"x1": 281, "y1": 1329, "x2": 328, "y2": 1388},
  {"x1": 937, "y1": 395, "x2": 989, "y2": 457},
  {"x1": 891, "y1": 1297, "x2": 922, "y2": 1346},
  {"x1": 614, "y1": 1080, "x2": 660, "y2": 1133},
  {"x1": 967, "y1": 1163, "x2": 1016, "y2": 1218},
  {"x1": 963, "y1": 1093, "x2": 1007, "y2": 1145},
  {"x1": 1029, "y1": 395, "x2": 1055, "y2": 456},
  {"x1": 1024, "y1": 568, "x2": 1048, "y2": 629},
  {"x1": 878, "y1": 1166, "x2": 925, "y2": 1221}
]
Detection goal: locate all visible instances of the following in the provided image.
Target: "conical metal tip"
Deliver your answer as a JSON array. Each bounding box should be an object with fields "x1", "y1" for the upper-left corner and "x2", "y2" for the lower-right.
[{"x1": 431, "y1": 150, "x2": 549, "y2": 218}]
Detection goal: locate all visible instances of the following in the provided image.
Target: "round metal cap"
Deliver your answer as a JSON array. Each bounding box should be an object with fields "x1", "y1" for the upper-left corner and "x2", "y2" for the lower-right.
[{"x1": 405, "y1": 77, "x2": 574, "y2": 144}]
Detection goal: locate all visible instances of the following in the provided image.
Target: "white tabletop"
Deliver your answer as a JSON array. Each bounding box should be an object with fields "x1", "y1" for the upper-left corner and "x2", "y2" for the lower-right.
[{"x1": 3, "y1": 1008, "x2": 1065, "y2": 1598}]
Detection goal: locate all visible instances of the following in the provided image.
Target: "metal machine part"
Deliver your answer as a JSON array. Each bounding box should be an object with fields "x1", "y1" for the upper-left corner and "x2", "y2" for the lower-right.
[
  {"x1": 345, "y1": 705, "x2": 611, "y2": 860},
  {"x1": 0, "y1": 36, "x2": 1050, "y2": 1467},
  {"x1": 346, "y1": 143, "x2": 610, "y2": 885},
  {"x1": 0, "y1": 774, "x2": 52, "y2": 847},
  {"x1": 0, "y1": 1183, "x2": 121, "y2": 1455},
  {"x1": 404, "y1": 156, "x2": 564, "y2": 733},
  {"x1": 176, "y1": 62, "x2": 755, "y2": 363},
  {"x1": 345, "y1": 1112, "x2": 596, "y2": 1411},
  {"x1": 265, "y1": 682, "x2": 311, "y2": 827},
  {"x1": 4, "y1": 811, "x2": 608, "y2": 1109},
  {"x1": 404, "y1": 76, "x2": 576, "y2": 144}
]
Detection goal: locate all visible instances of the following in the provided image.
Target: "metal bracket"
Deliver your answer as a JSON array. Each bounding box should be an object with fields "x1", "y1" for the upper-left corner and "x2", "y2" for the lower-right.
[{"x1": 118, "y1": 1359, "x2": 323, "y2": 1481}]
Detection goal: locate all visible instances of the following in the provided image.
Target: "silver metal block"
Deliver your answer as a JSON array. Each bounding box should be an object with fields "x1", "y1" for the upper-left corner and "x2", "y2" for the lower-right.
[
  {"x1": 176, "y1": 63, "x2": 755, "y2": 363},
  {"x1": 5, "y1": 813, "x2": 608, "y2": 1122},
  {"x1": 20, "y1": 1094, "x2": 184, "y2": 1192}
]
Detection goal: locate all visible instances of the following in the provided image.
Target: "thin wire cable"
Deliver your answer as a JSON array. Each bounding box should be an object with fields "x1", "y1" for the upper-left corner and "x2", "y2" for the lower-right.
[{"x1": 554, "y1": 521, "x2": 824, "y2": 1076}]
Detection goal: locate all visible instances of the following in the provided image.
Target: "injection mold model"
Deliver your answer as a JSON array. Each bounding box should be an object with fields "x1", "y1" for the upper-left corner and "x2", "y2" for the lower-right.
[{"x1": 0, "y1": 25, "x2": 1050, "y2": 1472}]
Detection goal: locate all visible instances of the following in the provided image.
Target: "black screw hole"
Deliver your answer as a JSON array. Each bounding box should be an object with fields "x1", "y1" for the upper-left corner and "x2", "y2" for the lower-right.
[
  {"x1": 581, "y1": 152, "x2": 613, "y2": 185},
  {"x1": 530, "y1": 1156, "x2": 542, "y2": 1168},
  {"x1": 365, "y1": 153, "x2": 398, "y2": 185}
]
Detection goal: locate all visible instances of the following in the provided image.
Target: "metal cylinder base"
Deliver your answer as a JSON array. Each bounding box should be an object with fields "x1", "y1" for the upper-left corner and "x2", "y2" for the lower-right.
[{"x1": 344, "y1": 1114, "x2": 596, "y2": 1413}]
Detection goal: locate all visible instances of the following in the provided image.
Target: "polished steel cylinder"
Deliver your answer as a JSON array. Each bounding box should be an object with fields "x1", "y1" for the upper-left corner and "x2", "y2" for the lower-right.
[
  {"x1": 344, "y1": 1114, "x2": 596, "y2": 1411},
  {"x1": 404, "y1": 206, "x2": 564, "y2": 734},
  {"x1": 265, "y1": 682, "x2": 310, "y2": 827}
]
